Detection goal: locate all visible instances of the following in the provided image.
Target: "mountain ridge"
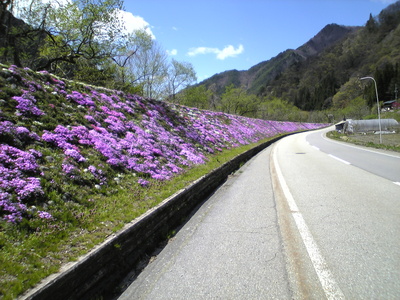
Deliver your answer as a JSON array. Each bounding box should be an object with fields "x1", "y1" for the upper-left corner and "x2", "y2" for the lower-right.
[
  {"x1": 191, "y1": 0, "x2": 400, "y2": 112},
  {"x1": 198, "y1": 23, "x2": 360, "y2": 96}
]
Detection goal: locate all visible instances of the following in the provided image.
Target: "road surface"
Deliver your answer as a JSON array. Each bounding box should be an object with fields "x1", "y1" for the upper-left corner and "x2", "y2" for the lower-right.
[
  {"x1": 118, "y1": 127, "x2": 400, "y2": 299},
  {"x1": 272, "y1": 127, "x2": 400, "y2": 299},
  {"x1": 306, "y1": 127, "x2": 400, "y2": 183},
  {"x1": 118, "y1": 147, "x2": 291, "y2": 299}
]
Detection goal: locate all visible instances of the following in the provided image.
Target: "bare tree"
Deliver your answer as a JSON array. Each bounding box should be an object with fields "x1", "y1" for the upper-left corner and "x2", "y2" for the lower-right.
[
  {"x1": 167, "y1": 59, "x2": 197, "y2": 101},
  {"x1": 130, "y1": 39, "x2": 168, "y2": 99}
]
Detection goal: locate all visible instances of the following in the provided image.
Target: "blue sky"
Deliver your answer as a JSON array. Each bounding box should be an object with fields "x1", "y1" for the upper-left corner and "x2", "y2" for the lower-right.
[{"x1": 122, "y1": 0, "x2": 397, "y2": 82}]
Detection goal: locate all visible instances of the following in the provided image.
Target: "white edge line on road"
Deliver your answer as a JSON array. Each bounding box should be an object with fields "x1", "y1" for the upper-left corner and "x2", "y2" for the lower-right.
[
  {"x1": 328, "y1": 154, "x2": 351, "y2": 165},
  {"x1": 273, "y1": 145, "x2": 345, "y2": 300},
  {"x1": 394, "y1": 182, "x2": 400, "y2": 186},
  {"x1": 320, "y1": 131, "x2": 400, "y2": 160}
]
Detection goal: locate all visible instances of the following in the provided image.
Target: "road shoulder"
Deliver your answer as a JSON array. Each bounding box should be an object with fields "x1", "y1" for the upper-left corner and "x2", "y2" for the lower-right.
[{"x1": 118, "y1": 148, "x2": 292, "y2": 299}]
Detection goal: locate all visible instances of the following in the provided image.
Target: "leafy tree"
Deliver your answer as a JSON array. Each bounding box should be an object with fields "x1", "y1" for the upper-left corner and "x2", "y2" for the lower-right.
[
  {"x1": 332, "y1": 77, "x2": 363, "y2": 108},
  {"x1": 219, "y1": 85, "x2": 260, "y2": 116},
  {"x1": 207, "y1": 83, "x2": 220, "y2": 110},
  {"x1": 366, "y1": 13, "x2": 378, "y2": 33},
  {"x1": 219, "y1": 84, "x2": 240, "y2": 114},
  {"x1": 378, "y1": 2, "x2": 400, "y2": 33},
  {"x1": 37, "y1": 0, "x2": 125, "y2": 74},
  {"x1": 0, "y1": 0, "x2": 12, "y2": 27},
  {"x1": 379, "y1": 62, "x2": 400, "y2": 101},
  {"x1": 131, "y1": 39, "x2": 168, "y2": 99},
  {"x1": 177, "y1": 85, "x2": 211, "y2": 109},
  {"x1": 361, "y1": 62, "x2": 400, "y2": 106},
  {"x1": 110, "y1": 29, "x2": 152, "y2": 93},
  {"x1": 342, "y1": 96, "x2": 370, "y2": 120},
  {"x1": 295, "y1": 86, "x2": 311, "y2": 110},
  {"x1": 0, "y1": 0, "x2": 45, "y2": 68},
  {"x1": 2, "y1": 0, "x2": 125, "y2": 79},
  {"x1": 167, "y1": 59, "x2": 197, "y2": 100},
  {"x1": 258, "y1": 97, "x2": 306, "y2": 121}
]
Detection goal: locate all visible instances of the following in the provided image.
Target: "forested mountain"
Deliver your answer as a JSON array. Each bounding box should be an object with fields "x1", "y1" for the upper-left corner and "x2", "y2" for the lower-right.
[
  {"x1": 199, "y1": 24, "x2": 358, "y2": 96},
  {"x1": 197, "y1": 1, "x2": 400, "y2": 112}
]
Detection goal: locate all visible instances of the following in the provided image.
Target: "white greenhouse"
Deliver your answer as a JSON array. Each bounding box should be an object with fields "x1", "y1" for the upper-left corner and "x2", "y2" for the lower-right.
[{"x1": 338, "y1": 119, "x2": 399, "y2": 133}]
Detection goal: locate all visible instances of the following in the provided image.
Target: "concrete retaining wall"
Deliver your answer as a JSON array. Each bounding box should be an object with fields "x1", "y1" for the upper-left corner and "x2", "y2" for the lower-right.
[{"x1": 21, "y1": 134, "x2": 288, "y2": 300}]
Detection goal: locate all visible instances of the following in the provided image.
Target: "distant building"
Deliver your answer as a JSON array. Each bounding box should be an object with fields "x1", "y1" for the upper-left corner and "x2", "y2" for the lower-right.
[
  {"x1": 344, "y1": 119, "x2": 399, "y2": 133},
  {"x1": 382, "y1": 100, "x2": 400, "y2": 111},
  {"x1": 335, "y1": 119, "x2": 399, "y2": 133},
  {"x1": 334, "y1": 120, "x2": 347, "y2": 132}
]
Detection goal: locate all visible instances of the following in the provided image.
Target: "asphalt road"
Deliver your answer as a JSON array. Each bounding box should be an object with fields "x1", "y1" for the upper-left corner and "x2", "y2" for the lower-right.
[
  {"x1": 272, "y1": 127, "x2": 400, "y2": 299},
  {"x1": 118, "y1": 148, "x2": 291, "y2": 299},
  {"x1": 118, "y1": 127, "x2": 400, "y2": 299},
  {"x1": 306, "y1": 126, "x2": 400, "y2": 183}
]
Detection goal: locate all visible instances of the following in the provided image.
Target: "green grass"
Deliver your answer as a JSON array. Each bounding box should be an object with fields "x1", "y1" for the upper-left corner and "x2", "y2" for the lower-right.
[
  {"x1": 326, "y1": 130, "x2": 400, "y2": 152},
  {"x1": 0, "y1": 137, "x2": 273, "y2": 300}
]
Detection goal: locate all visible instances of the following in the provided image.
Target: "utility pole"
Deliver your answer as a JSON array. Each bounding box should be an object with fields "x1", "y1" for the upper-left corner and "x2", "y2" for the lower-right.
[{"x1": 360, "y1": 77, "x2": 382, "y2": 144}]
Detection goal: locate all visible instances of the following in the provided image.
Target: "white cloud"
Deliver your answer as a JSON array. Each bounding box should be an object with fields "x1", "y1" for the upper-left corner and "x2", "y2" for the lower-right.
[
  {"x1": 187, "y1": 44, "x2": 244, "y2": 60},
  {"x1": 188, "y1": 47, "x2": 219, "y2": 56},
  {"x1": 12, "y1": 2, "x2": 156, "y2": 40},
  {"x1": 117, "y1": 10, "x2": 156, "y2": 39},
  {"x1": 167, "y1": 49, "x2": 178, "y2": 56},
  {"x1": 216, "y1": 44, "x2": 244, "y2": 60},
  {"x1": 12, "y1": 0, "x2": 72, "y2": 19}
]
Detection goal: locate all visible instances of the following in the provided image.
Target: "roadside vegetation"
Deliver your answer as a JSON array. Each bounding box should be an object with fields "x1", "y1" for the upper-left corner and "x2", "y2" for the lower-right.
[
  {"x1": 0, "y1": 63, "x2": 325, "y2": 299},
  {"x1": 0, "y1": 134, "x2": 274, "y2": 299},
  {"x1": 327, "y1": 130, "x2": 400, "y2": 153}
]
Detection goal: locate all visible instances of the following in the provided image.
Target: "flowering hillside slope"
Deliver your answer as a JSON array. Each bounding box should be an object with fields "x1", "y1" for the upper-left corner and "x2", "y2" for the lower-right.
[{"x1": 0, "y1": 64, "x2": 326, "y2": 225}]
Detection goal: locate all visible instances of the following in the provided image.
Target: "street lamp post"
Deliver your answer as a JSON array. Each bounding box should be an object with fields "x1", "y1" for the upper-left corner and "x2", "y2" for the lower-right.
[{"x1": 360, "y1": 76, "x2": 382, "y2": 144}]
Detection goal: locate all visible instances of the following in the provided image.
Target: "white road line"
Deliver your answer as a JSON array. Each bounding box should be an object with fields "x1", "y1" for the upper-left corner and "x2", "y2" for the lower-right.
[
  {"x1": 273, "y1": 146, "x2": 345, "y2": 300},
  {"x1": 312, "y1": 145, "x2": 320, "y2": 151},
  {"x1": 394, "y1": 182, "x2": 400, "y2": 186},
  {"x1": 328, "y1": 154, "x2": 351, "y2": 165},
  {"x1": 320, "y1": 132, "x2": 400, "y2": 159}
]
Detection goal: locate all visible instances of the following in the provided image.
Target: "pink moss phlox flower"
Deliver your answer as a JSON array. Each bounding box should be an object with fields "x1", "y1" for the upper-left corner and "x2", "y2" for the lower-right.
[
  {"x1": 64, "y1": 149, "x2": 86, "y2": 162},
  {"x1": 0, "y1": 145, "x2": 43, "y2": 222},
  {"x1": 138, "y1": 178, "x2": 149, "y2": 187},
  {"x1": 38, "y1": 211, "x2": 52, "y2": 219},
  {"x1": 66, "y1": 91, "x2": 95, "y2": 107},
  {"x1": 12, "y1": 92, "x2": 45, "y2": 116},
  {"x1": 62, "y1": 163, "x2": 76, "y2": 174}
]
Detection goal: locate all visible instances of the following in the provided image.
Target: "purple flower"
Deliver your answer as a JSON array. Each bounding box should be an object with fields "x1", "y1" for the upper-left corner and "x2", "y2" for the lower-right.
[
  {"x1": 38, "y1": 211, "x2": 52, "y2": 219},
  {"x1": 0, "y1": 144, "x2": 39, "y2": 172},
  {"x1": 66, "y1": 91, "x2": 96, "y2": 107},
  {"x1": 138, "y1": 178, "x2": 149, "y2": 187},
  {"x1": 16, "y1": 126, "x2": 30, "y2": 135},
  {"x1": 104, "y1": 116, "x2": 126, "y2": 134},
  {"x1": 85, "y1": 115, "x2": 100, "y2": 125},
  {"x1": 2, "y1": 64, "x2": 329, "y2": 226},
  {"x1": 88, "y1": 165, "x2": 97, "y2": 173},
  {"x1": 15, "y1": 177, "x2": 43, "y2": 200},
  {"x1": 12, "y1": 92, "x2": 45, "y2": 116},
  {"x1": 62, "y1": 163, "x2": 76, "y2": 175},
  {"x1": 64, "y1": 149, "x2": 86, "y2": 162}
]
